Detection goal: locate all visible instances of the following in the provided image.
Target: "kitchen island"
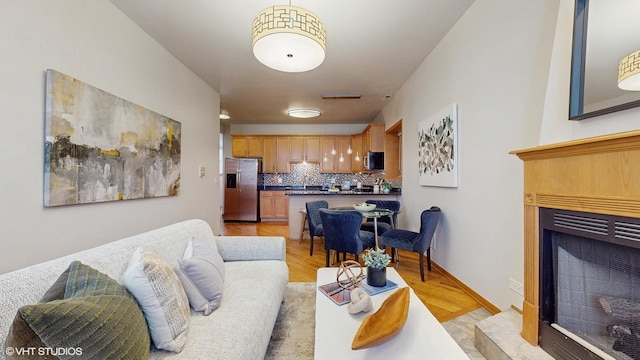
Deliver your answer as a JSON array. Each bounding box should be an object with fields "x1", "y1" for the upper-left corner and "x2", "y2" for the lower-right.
[{"x1": 285, "y1": 188, "x2": 400, "y2": 240}]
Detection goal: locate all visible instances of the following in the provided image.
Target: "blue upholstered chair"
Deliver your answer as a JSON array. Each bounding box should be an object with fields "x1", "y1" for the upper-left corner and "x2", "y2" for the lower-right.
[
  {"x1": 306, "y1": 200, "x2": 328, "y2": 256},
  {"x1": 319, "y1": 208, "x2": 375, "y2": 267},
  {"x1": 380, "y1": 206, "x2": 441, "y2": 281},
  {"x1": 360, "y1": 200, "x2": 400, "y2": 235}
]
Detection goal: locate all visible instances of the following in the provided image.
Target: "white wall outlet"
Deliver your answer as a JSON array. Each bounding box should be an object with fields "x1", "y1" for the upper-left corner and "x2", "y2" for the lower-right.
[
  {"x1": 277, "y1": 177, "x2": 283, "y2": 184},
  {"x1": 198, "y1": 166, "x2": 205, "y2": 178},
  {"x1": 509, "y1": 278, "x2": 524, "y2": 296}
]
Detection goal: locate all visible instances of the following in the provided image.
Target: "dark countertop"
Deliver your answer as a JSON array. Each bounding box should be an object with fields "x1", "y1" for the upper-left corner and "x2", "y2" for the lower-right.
[
  {"x1": 285, "y1": 190, "x2": 400, "y2": 195},
  {"x1": 260, "y1": 185, "x2": 401, "y2": 195}
]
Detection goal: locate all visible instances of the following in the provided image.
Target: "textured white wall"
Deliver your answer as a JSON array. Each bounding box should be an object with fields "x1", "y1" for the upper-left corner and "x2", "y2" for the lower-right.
[
  {"x1": 0, "y1": 1, "x2": 220, "y2": 274},
  {"x1": 379, "y1": 0, "x2": 560, "y2": 310}
]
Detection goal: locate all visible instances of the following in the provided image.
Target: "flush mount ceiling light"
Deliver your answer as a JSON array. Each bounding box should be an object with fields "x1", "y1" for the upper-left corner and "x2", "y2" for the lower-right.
[
  {"x1": 219, "y1": 109, "x2": 230, "y2": 120},
  {"x1": 252, "y1": 4, "x2": 326, "y2": 72},
  {"x1": 618, "y1": 50, "x2": 640, "y2": 91},
  {"x1": 287, "y1": 109, "x2": 321, "y2": 118}
]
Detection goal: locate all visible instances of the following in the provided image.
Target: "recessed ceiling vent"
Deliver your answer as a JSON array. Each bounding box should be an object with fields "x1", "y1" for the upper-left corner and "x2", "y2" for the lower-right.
[{"x1": 322, "y1": 94, "x2": 361, "y2": 100}]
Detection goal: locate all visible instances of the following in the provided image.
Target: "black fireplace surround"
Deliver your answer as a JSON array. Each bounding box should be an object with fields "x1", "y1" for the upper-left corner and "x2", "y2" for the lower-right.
[{"x1": 539, "y1": 208, "x2": 640, "y2": 360}]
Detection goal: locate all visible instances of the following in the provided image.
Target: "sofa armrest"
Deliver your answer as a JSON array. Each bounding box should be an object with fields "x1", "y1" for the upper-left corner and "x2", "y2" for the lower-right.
[{"x1": 215, "y1": 236, "x2": 286, "y2": 262}]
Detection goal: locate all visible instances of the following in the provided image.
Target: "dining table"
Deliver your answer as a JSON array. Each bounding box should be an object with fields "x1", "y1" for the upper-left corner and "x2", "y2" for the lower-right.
[{"x1": 333, "y1": 206, "x2": 396, "y2": 248}]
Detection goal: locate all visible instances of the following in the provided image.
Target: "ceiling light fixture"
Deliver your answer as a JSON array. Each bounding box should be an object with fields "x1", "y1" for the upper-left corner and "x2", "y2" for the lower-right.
[
  {"x1": 346, "y1": 144, "x2": 352, "y2": 154},
  {"x1": 339, "y1": 153, "x2": 344, "y2": 162},
  {"x1": 252, "y1": 4, "x2": 326, "y2": 73},
  {"x1": 219, "y1": 109, "x2": 230, "y2": 120},
  {"x1": 287, "y1": 109, "x2": 321, "y2": 118},
  {"x1": 618, "y1": 50, "x2": 640, "y2": 91},
  {"x1": 354, "y1": 152, "x2": 360, "y2": 162}
]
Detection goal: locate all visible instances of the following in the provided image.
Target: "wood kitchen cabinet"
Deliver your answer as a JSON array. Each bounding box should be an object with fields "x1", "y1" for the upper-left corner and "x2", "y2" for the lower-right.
[
  {"x1": 320, "y1": 137, "x2": 336, "y2": 173},
  {"x1": 276, "y1": 137, "x2": 290, "y2": 173},
  {"x1": 263, "y1": 136, "x2": 290, "y2": 173},
  {"x1": 351, "y1": 133, "x2": 364, "y2": 172},
  {"x1": 363, "y1": 124, "x2": 385, "y2": 153},
  {"x1": 260, "y1": 191, "x2": 288, "y2": 221},
  {"x1": 320, "y1": 136, "x2": 351, "y2": 173},
  {"x1": 263, "y1": 137, "x2": 277, "y2": 173},
  {"x1": 385, "y1": 120, "x2": 402, "y2": 180},
  {"x1": 336, "y1": 136, "x2": 352, "y2": 173},
  {"x1": 231, "y1": 136, "x2": 264, "y2": 158},
  {"x1": 289, "y1": 136, "x2": 320, "y2": 163}
]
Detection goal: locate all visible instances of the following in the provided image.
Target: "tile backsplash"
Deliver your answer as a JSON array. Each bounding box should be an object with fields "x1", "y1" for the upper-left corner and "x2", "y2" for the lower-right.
[{"x1": 261, "y1": 163, "x2": 401, "y2": 188}]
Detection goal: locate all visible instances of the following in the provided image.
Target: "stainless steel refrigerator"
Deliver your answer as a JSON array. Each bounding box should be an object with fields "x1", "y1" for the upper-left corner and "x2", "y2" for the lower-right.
[{"x1": 224, "y1": 158, "x2": 261, "y2": 221}]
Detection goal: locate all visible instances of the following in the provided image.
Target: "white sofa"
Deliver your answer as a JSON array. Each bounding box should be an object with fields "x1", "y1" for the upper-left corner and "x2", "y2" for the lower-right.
[{"x1": 0, "y1": 219, "x2": 289, "y2": 360}]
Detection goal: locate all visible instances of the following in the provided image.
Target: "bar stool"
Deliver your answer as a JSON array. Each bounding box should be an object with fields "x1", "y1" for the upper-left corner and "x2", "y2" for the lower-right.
[{"x1": 299, "y1": 208, "x2": 309, "y2": 242}]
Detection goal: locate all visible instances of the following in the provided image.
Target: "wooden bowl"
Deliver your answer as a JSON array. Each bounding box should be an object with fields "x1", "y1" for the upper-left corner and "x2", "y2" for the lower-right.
[{"x1": 351, "y1": 287, "x2": 410, "y2": 350}]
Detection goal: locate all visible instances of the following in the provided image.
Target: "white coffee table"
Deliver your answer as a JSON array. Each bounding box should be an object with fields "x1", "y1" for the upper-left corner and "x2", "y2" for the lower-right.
[{"x1": 314, "y1": 267, "x2": 469, "y2": 359}]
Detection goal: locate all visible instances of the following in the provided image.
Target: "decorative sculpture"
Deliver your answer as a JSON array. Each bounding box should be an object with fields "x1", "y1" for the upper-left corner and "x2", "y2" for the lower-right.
[
  {"x1": 336, "y1": 260, "x2": 365, "y2": 290},
  {"x1": 348, "y1": 288, "x2": 372, "y2": 314}
]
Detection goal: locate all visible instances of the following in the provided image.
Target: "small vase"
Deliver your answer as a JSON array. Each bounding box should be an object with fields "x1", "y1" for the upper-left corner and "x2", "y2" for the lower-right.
[
  {"x1": 367, "y1": 267, "x2": 387, "y2": 287},
  {"x1": 383, "y1": 188, "x2": 390, "y2": 194}
]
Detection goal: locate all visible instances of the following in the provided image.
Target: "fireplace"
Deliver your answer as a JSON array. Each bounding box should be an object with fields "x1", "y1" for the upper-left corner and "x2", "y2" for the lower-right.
[
  {"x1": 539, "y1": 208, "x2": 640, "y2": 359},
  {"x1": 511, "y1": 130, "x2": 640, "y2": 359}
]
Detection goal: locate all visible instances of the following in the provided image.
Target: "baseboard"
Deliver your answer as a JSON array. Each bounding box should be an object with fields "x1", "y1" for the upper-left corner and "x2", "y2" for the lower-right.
[{"x1": 431, "y1": 261, "x2": 501, "y2": 315}]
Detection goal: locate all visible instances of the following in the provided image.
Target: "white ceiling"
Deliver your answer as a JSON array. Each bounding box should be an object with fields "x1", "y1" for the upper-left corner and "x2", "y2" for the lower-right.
[{"x1": 109, "y1": 0, "x2": 475, "y2": 125}]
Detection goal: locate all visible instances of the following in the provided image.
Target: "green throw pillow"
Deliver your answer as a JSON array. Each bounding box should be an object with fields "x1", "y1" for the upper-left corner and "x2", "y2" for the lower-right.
[{"x1": 4, "y1": 261, "x2": 150, "y2": 360}]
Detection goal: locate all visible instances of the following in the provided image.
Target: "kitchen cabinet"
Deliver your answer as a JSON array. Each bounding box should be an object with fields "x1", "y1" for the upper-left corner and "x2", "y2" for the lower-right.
[
  {"x1": 263, "y1": 137, "x2": 277, "y2": 173},
  {"x1": 260, "y1": 191, "x2": 288, "y2": 221},
  {"x1": 350, "y1": 133, "x2": 364, "y2": 172},
  {"x1": 385, "y1": 120, "x2": 402, "y2": 180},
  {"x1": 320, "y1": 137, "x2": 336, "y2": 173},
  {"x1": 363, "y1": 124, "x2": 385, "y2": 153},
  {"x1": 262, "y1": 136, "x2": 290, "y2": 173},
  {"x1": 336, "y1": 136, "x2": 352, "y2": 173},
  {"x1": 289, "y1": 136, "x2": 320, "y2": 163},
  {"x1": 304, "y1": 136, "x2": 320, "y2": 162},
  {"x1": 231, "y1": 136, "x2": 264, "y2": 158},
  {"x1": 276, "y1": 137, "x2": 290, "y2": 173},
  {"x1": 320, "y1": 136, "x2": 351, "y2": 173}
]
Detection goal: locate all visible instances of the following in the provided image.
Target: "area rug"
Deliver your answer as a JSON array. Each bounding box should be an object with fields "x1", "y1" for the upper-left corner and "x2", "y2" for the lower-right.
[{"x1": 264, "y1": 282, "x2": 316, "y2": 360}]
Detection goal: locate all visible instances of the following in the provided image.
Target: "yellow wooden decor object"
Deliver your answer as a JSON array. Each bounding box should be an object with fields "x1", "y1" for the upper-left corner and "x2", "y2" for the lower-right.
[{"x1": 351, "y1": 287, "x2": 410, "y2": 350}]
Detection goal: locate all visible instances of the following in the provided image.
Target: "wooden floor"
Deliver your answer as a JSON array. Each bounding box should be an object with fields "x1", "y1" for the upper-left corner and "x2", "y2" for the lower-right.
[{"x1": 221, "y1": 221, "x2": 483, "y2": 323}]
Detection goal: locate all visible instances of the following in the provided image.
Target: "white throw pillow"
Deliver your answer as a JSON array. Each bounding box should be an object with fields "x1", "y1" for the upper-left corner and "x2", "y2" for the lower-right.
[
  {"x1": 121, "y1": 247, "x2": 190, "y2": 353},
  {"x1": 174, "y1": 237, "x2": 225, "y2": 315}
]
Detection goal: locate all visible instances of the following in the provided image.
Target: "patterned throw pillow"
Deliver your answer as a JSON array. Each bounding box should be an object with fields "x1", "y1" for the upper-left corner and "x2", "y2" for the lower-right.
[
  {"x1": 121, "y1": 247, "x2": 190, "y2": 353},
  {"x1": 4, "y1": 261, "x2": 150, "y2": 360},
  {"x1": 174, "y1": 237, "x2": 225, "y2": 315}
]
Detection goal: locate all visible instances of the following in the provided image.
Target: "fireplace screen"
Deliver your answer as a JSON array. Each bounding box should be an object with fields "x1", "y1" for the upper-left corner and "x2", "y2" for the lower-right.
[{"x1": 551, "y1": 232, "x2": 640, "y2": 359}]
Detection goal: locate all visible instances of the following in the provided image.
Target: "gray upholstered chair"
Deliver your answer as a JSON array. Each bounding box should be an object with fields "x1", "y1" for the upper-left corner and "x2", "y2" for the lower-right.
[
  {"x1": 306, "y1": 200, "x2": 328, "y2": 256},
  {"x1": 380, "y1": 206, "x2": 441, "y2": 281},
  {"x1": 360, "y1": 200, "x2": 400, "y2": 235},
  {"x1": 319, "y1": 208, "x2": 375, "y2": 267}
]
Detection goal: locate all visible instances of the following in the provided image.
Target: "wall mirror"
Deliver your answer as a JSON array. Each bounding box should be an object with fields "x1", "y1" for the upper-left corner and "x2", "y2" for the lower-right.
[{"x1": 569, "y1": 0, "x2": 640, "y2": 120}]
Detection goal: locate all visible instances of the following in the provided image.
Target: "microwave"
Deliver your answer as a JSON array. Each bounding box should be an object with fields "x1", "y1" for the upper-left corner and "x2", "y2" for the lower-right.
[{"x1": 363, "y1": 151, "x2": 384, "y2": 170}]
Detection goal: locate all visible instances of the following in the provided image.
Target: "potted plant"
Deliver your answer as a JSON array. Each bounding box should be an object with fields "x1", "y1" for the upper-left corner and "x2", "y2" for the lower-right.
[
  {"x1": 362, "y1": 248, "x2": 391, "y2": 287},
  {"x1": 380, "y1": 181, "x2": 392, "y2": 194}
]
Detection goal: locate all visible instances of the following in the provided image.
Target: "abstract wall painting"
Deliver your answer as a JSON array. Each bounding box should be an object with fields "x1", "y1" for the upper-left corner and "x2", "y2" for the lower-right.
[
  {"x1": 44, "y1": 69, "x2": 181, "y2": 207},
  {"x1": 418, "y1": 103, "x2": 458, "y2": 187}
]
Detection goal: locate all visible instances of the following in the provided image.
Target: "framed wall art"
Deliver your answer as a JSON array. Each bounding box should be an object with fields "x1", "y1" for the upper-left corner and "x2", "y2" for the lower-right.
[
  {"x1": 44, "y1": 69, "x2": 181, "y2": 207},
  {"x1": 418, "y1": 103, "x2": 458, "y2": 187}
]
